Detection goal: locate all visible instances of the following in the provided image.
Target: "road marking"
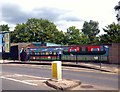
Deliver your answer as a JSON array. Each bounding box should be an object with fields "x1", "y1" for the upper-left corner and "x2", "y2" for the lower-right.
[
  {"x1": 1, "y1": 73, "x2": 50, "y2": 80},
  {"x1": 14, "y1": 73, "x2": 50, "y2": 80},
  {"x1": 24, "y1": 80, "x2": 47, "y2": 82},
  {"x1": 14, "y1": 74, "x2": 23, "y2": 76},
  {"x1": 1, "y1": 76, "x2": 38, "y2": 86}
]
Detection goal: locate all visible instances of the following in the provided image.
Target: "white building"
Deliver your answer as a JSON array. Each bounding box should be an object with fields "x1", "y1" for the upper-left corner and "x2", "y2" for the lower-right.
[{"x1": 115, "y1": 1, "x2": 120, "y2": 25}]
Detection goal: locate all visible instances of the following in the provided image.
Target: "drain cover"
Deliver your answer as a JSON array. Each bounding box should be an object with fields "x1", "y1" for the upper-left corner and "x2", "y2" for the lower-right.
[{"x1": 81, "y1": 85, "x2": 93, "y2": 88}]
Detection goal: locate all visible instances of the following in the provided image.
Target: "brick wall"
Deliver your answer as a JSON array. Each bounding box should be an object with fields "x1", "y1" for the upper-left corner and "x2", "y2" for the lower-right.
[{"x1": 109, "y1": 43, "x2": 120, "y2": 64}]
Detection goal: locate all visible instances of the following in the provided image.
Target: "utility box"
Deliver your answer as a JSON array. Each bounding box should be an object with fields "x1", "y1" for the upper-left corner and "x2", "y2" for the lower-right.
[{"x1": 52, "y1": 61, "x2": 62, "y2": 81}]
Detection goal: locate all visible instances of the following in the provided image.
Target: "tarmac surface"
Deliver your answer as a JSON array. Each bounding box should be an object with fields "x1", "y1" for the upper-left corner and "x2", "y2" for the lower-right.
[
  {"x1": 1, "y1": 60, "x2": 118, "y2": 73},
  {"x1": 0, "y1": 60, "x2": 119, "y2": 90}
]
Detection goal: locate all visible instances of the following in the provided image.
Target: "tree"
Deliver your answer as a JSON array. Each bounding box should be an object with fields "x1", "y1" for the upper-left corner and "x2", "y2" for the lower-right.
[
  {"x1": 114, "y1": 1, "x2": 120, "y2": 23},
  {"x1": 25, "y1": 18, "x2": 62, "y2": 43},
  {"x1": 11, "y1": 18, "x2": 65, "y2": 44},
  {"x1": 82, "y1": 20, "x2": 100, "y2": 44},
  {"x1": 11, "y1": 23, "x2": 27, "y2": 43},
  {"x1": 0, "y1": 24, "x2": 10, "y2": 32},
  {"x1": 79, "y1": 33, "x2": 90, "y2": 45},
  {"x1": 100, "y1": 23, "x2": 120, "y2": 43},
  {"x1": 64, "y1": 26, "x2": 89, "y2": 45},
  {"x1": 65, "y1": 26, "x2": 81, "y2": 45},
  {"x1": 52, "y1": 30, "x2": 66, "y2": 45},
  {"x1": 64, "y1": 26, "x2": 91, "y2": 45}
]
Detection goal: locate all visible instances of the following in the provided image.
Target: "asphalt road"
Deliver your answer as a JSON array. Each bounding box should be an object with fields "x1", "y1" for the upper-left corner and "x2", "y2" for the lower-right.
[
  {"x1": 2, "y1": 78, "x2": 54, "y2": 90},
  {"x1": 1, "y1": 64, "x2": 119, "y2": 90}
]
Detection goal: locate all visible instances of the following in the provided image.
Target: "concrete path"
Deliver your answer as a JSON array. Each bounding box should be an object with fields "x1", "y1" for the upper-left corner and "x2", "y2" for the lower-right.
[{"x1": 1, "y1": 60, "x2": 119, "y2": 73}]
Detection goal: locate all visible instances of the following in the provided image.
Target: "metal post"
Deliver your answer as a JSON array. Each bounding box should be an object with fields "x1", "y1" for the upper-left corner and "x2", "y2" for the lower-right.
[
  {"x1": 99, "y1": 56, "x2": 101, "y2": 69},
  {"x1": 76, "y1": 55, "x2": 78, "y2": 64}
]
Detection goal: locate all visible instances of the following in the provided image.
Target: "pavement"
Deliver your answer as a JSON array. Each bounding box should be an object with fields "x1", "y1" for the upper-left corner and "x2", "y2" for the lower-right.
[
  {"x1": 1, "y1": 60, "x2": 118, "y2": 73},
  {"x1": 62, "y1": 62, "x2": 119, "y2": 73},
  {"x1": 1, "y1": 59, "x2": 119, "y2": 90}
]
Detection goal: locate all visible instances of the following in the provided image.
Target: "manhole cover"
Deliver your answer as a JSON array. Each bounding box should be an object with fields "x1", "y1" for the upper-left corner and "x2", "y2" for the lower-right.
[{"x1": 81, "y1": 85, "x2": 93, "y2": 88}]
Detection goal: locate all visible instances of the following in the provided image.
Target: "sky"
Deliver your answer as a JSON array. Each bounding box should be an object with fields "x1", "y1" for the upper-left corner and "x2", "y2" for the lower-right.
[{"x1": 0, "y1": 0, "x2": 119, "y2": 34}]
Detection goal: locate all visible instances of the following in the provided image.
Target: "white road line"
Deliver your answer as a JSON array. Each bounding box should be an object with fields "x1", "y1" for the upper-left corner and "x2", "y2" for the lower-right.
[
  {"x1": 14, "y1": 74, "x2": 50, "y2": 80},
  {"x1": 1, "y1": 73, "x2": 50, "y2": 80},
  {"x1": 1, "y1": 76, "x2": 38, "y2": 86},
  {"x1": 14, "y1": 74, "x2": 23, "y2": 76},
  {"x1": 24, "y1": 80, "x2": 47, "y2": 82}
]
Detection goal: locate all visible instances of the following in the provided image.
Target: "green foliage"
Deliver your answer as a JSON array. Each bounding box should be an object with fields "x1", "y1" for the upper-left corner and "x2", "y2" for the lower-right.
[
  {"x1": 65, "y1": 26, "x2": 90, "y2": 45},
  {"x1": 66, "y1": 26, "x2": 80, "y2": 45},
  {"x1": 11, "y1": 23, "x2": 27, "y2": 43},
  {"x1": 100, "y1": 23, "x2": 120, "y2": 43},
  {"x1": 0, "y1": 24, "x2": 10, "y2": 32},
  {"x1": 11, "y1": 18, "x2": 66, "y2": 44},
  {"x1": 79, "y1": 33, "x2": 90, "y2": 45},
  {"x1": 52, "y1": 31, "x2": 66, "y2": 45},
  {"x1": 10, "y1": 19, "x2": 98, "y2": 45},
  {"x1": 5, "y1": 18, "x2": 120, "y2": 45},
  {"x1": 82, "y1": 20, "x2": 100, "y2": 44}
]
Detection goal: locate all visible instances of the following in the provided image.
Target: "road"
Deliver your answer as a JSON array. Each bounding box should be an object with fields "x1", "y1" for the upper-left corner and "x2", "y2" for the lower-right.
[{"x1": 1, "y1": 63, "x2": 119, "y2": 90}]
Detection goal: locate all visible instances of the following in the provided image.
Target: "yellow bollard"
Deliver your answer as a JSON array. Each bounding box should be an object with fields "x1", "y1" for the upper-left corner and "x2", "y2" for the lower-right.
[{"x1": 52, "y1": 61, "x2": 62, "y2": 81}]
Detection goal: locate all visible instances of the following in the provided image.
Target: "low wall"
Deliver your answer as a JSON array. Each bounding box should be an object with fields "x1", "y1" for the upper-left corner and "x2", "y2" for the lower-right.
[{"x1": 109, "y1": 43, "x2": 120, "y2": 64}]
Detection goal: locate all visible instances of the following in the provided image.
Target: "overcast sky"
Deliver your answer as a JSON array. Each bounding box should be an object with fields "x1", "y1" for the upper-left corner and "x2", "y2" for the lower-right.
[{"x1": 0, "y1": 0, "x2": 119, "y2": 34}]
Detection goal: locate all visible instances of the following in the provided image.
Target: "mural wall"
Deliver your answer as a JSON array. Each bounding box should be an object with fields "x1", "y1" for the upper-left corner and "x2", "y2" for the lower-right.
[
  {"x1": 0, "y1": 33, "x2": 2, "y2": 52},
  {"x1": 0, "y1": 32, "x2": 10, "y2": 53},
  {"x1": 0, "y1": 32, "x2": 10, "y2": 60}
]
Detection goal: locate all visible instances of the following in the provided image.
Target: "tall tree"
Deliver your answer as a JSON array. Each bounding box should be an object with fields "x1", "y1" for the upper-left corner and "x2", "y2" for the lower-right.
[
  {"x1": 11, "y1": 23, "x2": 27, "y2": 43},
  {"x1": 25, "y1": 18, "x2": 61, "y2": 43},
  {"x1": 52, "y1": 30, "x2": 66, "y2": 45},
  {"x1": 79, "y1": 33, "x2": 90, "y2": 45},
  {"x1": 11, "y1": 18, "x2": 65, "y2": 44},
  {"x1": 0, "y1": 24, "x2": 10, "y2": 32},
  {"x1": 82, "y1": 20, "x2": 100, "y2": 44},
  {"x1": 100, "y1": 23, "x2": 120, "y2": 43},
  {"x1": 64, "y1": 26, "x2": 90, "y2": 45},
  {"x1": 65, "y1": 26, "x2": 81, "y2": 45}
]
